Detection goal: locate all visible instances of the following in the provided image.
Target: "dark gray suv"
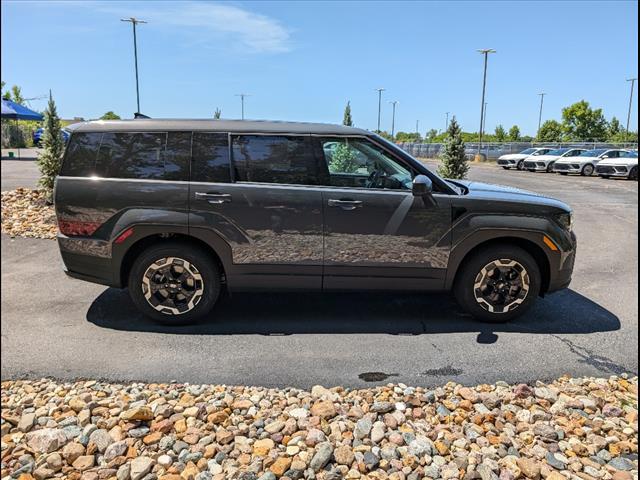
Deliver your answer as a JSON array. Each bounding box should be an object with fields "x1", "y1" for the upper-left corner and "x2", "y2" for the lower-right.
[{"x1": 54, "y1": 119, "x2": 577, "y2": 324}]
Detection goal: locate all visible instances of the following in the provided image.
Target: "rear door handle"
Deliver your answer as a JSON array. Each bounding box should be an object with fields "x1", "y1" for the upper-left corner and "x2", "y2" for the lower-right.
[
  {"x1": 195, "y1": 192, "x2": 232, "y2": 204},
  {"x1": 327, "y1": 199, "x2": 363, "y2": 210}
]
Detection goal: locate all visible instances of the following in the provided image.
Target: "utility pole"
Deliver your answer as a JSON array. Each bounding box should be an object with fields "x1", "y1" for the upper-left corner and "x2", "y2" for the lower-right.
[
  {"x1": 477, "y1": 49, "x2": 496, "y2": 155},
  {"x1": 416, "y1": 120, "x2": 419, "y2": 136},
  {"x1": 375, "y1": 88, "x2": 385, "y2": 132},
  {"x1": 235, "y1": 93, "x2": 251, "y2": 120},
  {"x1": 626, "y1": 78, "x2": 637, "y2": 141},
  {"x1": 389, "y1": 101, "x2": 399, "y2": 139},
  {"x1": 445, "y1": 112, "x2": 450, "y2": 132},
  {"x1": 120, "y1": 17, "x2": 147, "y2": 115},
  {"x1": 537, "y1": 92, "x2": 546, "y2": 140}
]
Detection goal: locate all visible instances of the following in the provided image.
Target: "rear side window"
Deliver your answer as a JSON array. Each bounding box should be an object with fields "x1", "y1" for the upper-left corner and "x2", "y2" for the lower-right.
[
  {"x1": 191, "y1": 132, "x2": 231, "y2": 183},
  {"x1": 96, "y1": 132, "x2": 166, "y2": 179},
  {"x1": 60, "y1": 132, "x2": 102, "y2": 176},
  {"x1": 232, "y1": 135, "x2": 317, "y2": 185},
  {"x1": 164, "y1": 132, "x2": 191, "y2": 181}
]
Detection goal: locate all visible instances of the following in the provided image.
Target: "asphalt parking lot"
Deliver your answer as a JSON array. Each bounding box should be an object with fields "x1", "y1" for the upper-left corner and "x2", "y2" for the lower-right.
[{"x1": 1, "y1": 158, "x2": 638, "y2": 388}]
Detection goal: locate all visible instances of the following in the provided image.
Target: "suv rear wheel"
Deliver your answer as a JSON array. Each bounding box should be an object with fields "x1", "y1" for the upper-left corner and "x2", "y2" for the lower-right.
[
  {"x1": 128, "y1": 242, "x2": 221, "y2": 324},
  {"x1": 454, "y1": 244, "x2": 541, "y2": 323},
  {"x1": 517, "y1": 160, "x2": 525, "y2": 170},
  {"x1": 581, "y1": 164, "x2": 594, "y2": 176}
]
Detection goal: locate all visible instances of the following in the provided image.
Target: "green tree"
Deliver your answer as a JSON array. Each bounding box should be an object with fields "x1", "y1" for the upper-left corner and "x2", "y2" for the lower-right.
[
  {"x1": 395, "y1": 131, "x2": 421, "y2": 142},
  {"x1": 375, "y1": 130, "x2": 393, "y2": 141},
  {"x1": 100, "y1": 111, "x2": 121, "y2": 120},
  {"x1": 425, "y1": 129, "x2": 439, "y2": 142},
  {"x1": 508, "y1": 125, "x2": 521, "y2": 141},
  {"x1": 2, "y1": 84, "x2": 24, "y2": 104},
  {"x1": 537, "y1": 120, "x2": 564, "y2": 142},
  {"x1": 214, "y1": 108, "x2": 222, "y2": 119},
  {"x1": 36, "y1": 93, "x2": 64, "y2": 200},
  {"x1": 608, "y1": 116, "x2": 622, "y2": 139},
  {"x1": 342, "y1": 101, "x2": 353, "y2": 126},
  {"x1": 437, "y1": 116, "x2": 468, "y2": 180},
  {"x1": 561, "y1": 100, "x2": 609, "y2": 141},
  {"x1": 328, "y1": 142, "x2": 358, "y2": 173},
  {"x1": 494, "y1": 124, "x2": 506, "y2": 142}
]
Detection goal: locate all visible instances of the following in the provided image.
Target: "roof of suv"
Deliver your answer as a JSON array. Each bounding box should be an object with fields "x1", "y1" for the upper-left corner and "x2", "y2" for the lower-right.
[{"x1": 67, "y1": 119, "x2": 370, "y2": 135}]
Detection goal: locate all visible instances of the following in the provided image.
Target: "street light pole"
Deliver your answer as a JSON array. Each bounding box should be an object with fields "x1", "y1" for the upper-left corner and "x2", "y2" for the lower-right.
[
  {"x1": 626, "y1": 78, "x2": 637, "y2": 141},
  {"x1": 389, "y1": 101, "x2": 399, "y2": 139},
  {"x1": 235, "y1": 93, "x2": 250, "y2": 120},
  {"x1": 537, "y1": 92, "x2": 546, "y2": 140},
  {"x1": 416, "y1": 120, "x2": 419, "y2": 136},
  {"x1": 483, "y1": 102, "x2": 488, "y2": 137},
  {"x1": 445, "y1": 112, "x2": 450, "y2": 132},
  {"x1": 120, "y1": 17, "x2": 147, "y2": 115},
  {"x1": 375, "y1": 88, "x2": 385, "y2": 132},
  {"x1": 477, "y1": 49, "x2": 496, "y2": 155}
]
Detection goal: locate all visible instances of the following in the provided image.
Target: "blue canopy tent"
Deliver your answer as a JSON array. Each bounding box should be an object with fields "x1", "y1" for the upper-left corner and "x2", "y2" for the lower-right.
[{"x1": 1, "y1": 99, "x2": 44, "y2": 158}]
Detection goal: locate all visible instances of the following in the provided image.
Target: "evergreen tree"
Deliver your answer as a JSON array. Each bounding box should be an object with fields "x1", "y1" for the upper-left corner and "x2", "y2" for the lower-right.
[
  {"x1": 437, "y1": 116, "x2": 468, "y2": 179},
  {"x1": 214, "y1": 108, "x2": 222, "y2": 119},
  {"x1": 37, "y1": 92, "x2": 64, "y2": 200},
  {"x1": 342, "y1": 101, "x2": 353, "y2": 126}
]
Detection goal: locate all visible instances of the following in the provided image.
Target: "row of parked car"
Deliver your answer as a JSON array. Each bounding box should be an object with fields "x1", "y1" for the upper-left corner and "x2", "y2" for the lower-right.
[{"x1": 497, "y1": 147, "x2": 639, "y2": 180}]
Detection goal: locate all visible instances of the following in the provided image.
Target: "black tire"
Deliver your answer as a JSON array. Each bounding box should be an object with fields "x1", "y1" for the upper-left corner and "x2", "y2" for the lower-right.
[
  {"x1": 581, "y1": 164, "x2": 594, "y2": 176},
  {"x1": 600, "y1": 175, "x2": 610, "y2": 179},
  {"x1": 546, "y1": 162, "x2": 555, "y2": 173},
  {"x1": 453, "y1": 244, "x2": 541, "y2": 323},
  {"x1": 517, "y1": 160, "x2": 525, "y2": 171},
  {"x1": 527, "y1": 169, "x2": 536, "y2": 173},
  {"x1": 128, "y1": 242, "x2": 221, "y2": 325},
  {"x1": 629, "y1": 166, "x2": 638, "y2": 181},
  {"x1": 502, "y1": 166, "x2": 510, "y2": 170},
  {"x1": 559, "y1": 172, "x2": 568, "y2": 176}
]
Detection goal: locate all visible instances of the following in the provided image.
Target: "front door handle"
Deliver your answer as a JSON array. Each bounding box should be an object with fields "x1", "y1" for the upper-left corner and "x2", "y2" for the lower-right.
[
  {"x1": 195, "y1": 192, "x2": 232, "y2": 204},
  {"x1": 327, "y1": 199, "x2": 363, "y2": 210}
]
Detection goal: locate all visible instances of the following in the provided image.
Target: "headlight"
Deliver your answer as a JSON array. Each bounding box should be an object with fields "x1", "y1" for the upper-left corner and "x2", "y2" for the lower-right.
[{"x1": 555, "y1": 212, "x2": 573, "y2": 231}]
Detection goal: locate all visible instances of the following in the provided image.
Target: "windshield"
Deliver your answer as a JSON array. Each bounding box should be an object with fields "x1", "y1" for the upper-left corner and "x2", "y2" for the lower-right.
[
  {"x1": 623, "y1": 150, "x2": 638, "y2": 158},
  {"x1": 520, "y1": 148, "x2": 536, "y2": 154},
  {"x1": 546, "y1": 148, "x2": 569, "y2": 156},
  {"x1": 579, "y1": 148, "x2": 607, "y2": 157}
]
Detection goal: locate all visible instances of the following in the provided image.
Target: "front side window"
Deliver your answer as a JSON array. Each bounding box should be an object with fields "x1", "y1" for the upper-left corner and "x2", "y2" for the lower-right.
[
  {"x1": 96, "y1": 132, "x2": 167, "y2": 179},
  {"x1": 60, "y1": 132, "x2": 102, "y2": 176},
  {"x1": 192, "y1": 132, "x2": 231, "y2": 183},
  {"x1": 232, "y1": 135, "x2": 317, "y2": 185},
  {"x1": 320, "y1": 137, "x2": 412, "y2": 190}
]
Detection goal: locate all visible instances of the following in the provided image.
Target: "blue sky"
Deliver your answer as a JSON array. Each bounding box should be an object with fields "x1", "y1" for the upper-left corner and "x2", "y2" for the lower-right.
[{"x1": 2, "y1": 1, "x2": 638, "y2": 135}]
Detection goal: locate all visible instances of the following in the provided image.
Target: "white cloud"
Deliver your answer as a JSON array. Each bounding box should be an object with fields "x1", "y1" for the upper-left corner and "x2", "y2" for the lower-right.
[{"x1": 82, "y1": 1, "x2": 292, "y2": 53}]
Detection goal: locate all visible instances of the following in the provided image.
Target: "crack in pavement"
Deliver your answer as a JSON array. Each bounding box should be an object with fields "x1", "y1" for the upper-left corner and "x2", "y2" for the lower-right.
[{"x1": 550, "y1": 334, "x2": 636, "y2": 376}]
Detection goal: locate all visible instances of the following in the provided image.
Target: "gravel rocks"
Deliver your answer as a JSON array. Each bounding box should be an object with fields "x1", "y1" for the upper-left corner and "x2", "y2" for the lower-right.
[
  {"x1": 1, "y1": 188, "x2": 57, "y2": 239},
  {"x1": 1, "y1": 376, "x2": 637, "y2": 480}
]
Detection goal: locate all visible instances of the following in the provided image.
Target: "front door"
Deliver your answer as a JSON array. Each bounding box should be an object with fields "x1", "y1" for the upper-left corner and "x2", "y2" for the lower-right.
[
  {"x1": 188, "y1": 132, "x2": 324, "y2": 290},
  {"x1": 316, "y1": 136, "x2": 452, "y2": 290}
]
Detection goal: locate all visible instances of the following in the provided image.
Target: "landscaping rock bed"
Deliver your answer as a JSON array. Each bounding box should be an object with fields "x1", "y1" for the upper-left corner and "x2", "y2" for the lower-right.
[
  {"x1": 1, "y1": 188, "x2": 57, "y2": 239},
  {"x1": 1, "y1": 376, "x2": 637, "y2": 480}
]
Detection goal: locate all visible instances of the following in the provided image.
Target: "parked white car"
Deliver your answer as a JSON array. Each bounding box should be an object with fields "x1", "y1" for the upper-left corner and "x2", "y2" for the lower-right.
[
  {"x1": 496, "y1": 147, "x2": 554, "y2": 170},
  {"x1": 595, "y1": 150, "x2": 638, "y2": 180},
  {"x1": 553, "y1": 148, "x2": 629, "y2": 176},
  {"x1": 523, "y1": 148, "x2": 587, "y2": 172}
]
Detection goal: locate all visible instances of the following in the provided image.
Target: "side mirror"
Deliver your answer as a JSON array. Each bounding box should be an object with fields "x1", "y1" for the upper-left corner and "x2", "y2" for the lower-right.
[{"x1": 412, "y1": 174, "x2": 433, "y2": 197}]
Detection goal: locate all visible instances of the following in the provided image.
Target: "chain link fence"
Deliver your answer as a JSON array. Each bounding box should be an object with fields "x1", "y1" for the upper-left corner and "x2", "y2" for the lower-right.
[{"x1": 398, "y1": 142, "x2": 639, "y2": 160}]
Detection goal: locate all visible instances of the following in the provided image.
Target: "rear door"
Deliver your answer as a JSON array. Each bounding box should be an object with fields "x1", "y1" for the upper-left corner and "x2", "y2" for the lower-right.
[
  {"x1": 316, "y1": 136, "x2": 452, "y2": 291},
  {"x1": 188, "y1": 132, "x2": 324, "y2": 290}
]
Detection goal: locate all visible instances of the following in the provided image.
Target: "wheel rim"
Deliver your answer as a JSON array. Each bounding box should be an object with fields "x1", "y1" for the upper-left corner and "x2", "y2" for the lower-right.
[
  {"x1": 141, "y1": 257, "x2": 204, "y2": 315},
  {"x1": 473, "y1": 259, "x2": 530, "y2": 314},
  {"x1": 583, "y1": 165, "x2": 593, "y2": 176},
  {"x1": 517, "y1": 161, "x2": 524, "y2": 170}
]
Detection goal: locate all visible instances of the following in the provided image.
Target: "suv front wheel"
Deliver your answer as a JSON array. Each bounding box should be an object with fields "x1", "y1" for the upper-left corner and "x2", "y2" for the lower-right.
[
  {"x1": 128, "y1": 242, "x2": 221, "y2": 324},
  {"x1": 454, "y1": 244, "x2": 541, "y2": 323}
]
